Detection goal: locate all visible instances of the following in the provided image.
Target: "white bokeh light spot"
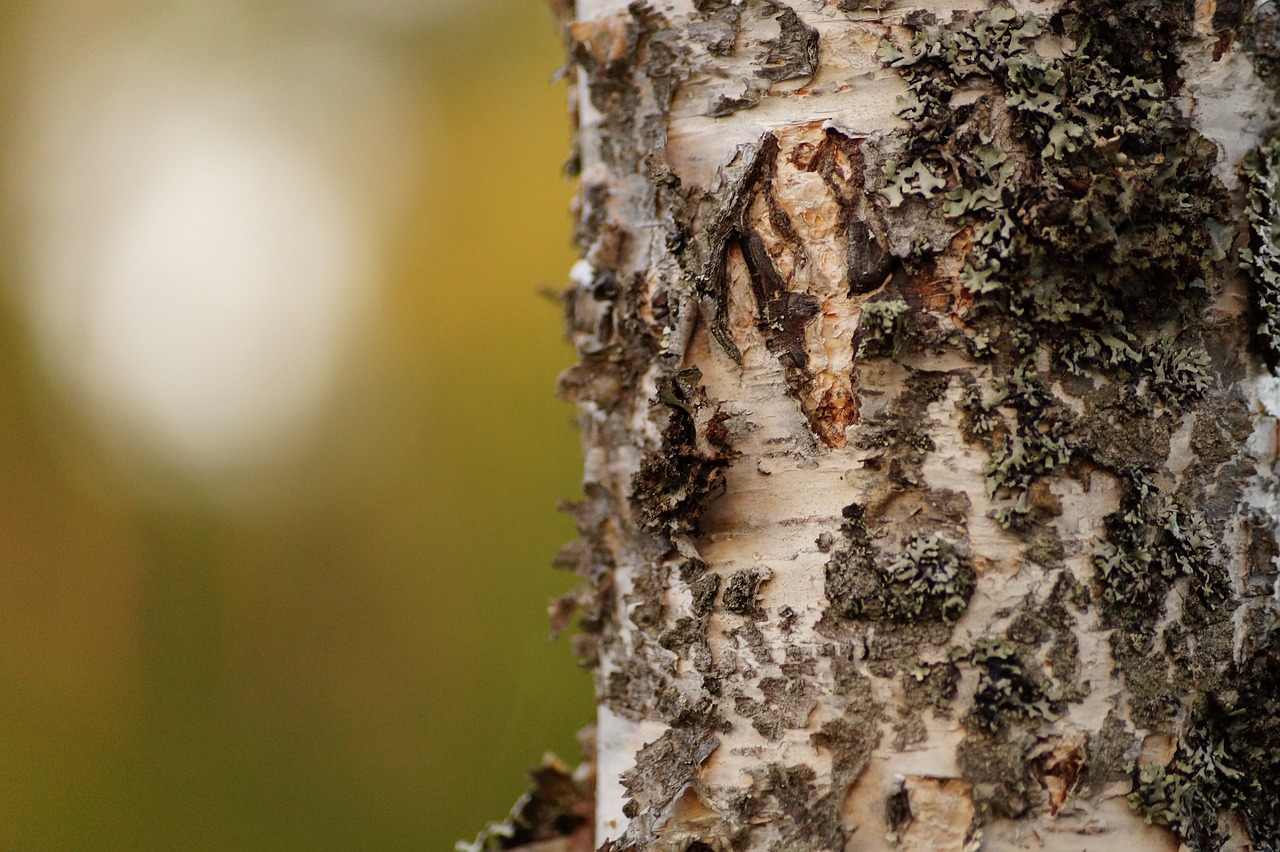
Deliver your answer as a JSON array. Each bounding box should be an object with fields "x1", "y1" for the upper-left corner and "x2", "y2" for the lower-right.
[
  {"x1": 84, "y1": 123, "x2": 366, "y2": 473},
  {"x1": 1, "y1": 11, "x2": 422, "y2": 489}
]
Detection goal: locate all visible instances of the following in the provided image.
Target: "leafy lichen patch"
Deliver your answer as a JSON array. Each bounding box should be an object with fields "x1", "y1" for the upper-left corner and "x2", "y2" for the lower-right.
[
  {"x1": 1243, "y1": 135, "x2": 1280, "y2": 366},
  {"x1": 866, "y1": 6, "x2": 1280, "y2": 844},
  {"x1": 1240, "y1": 0, "x2": 1280, "y2": 87},
  {"x1": 823, "y1": 495, "x2": 977, "y2": 629},
  {"x1": 1129, "y1": 640, "x2": 1280, "y2": 849},
  {"x1": 873, "y1": 0, "x2": 1230, "y2": 524}
]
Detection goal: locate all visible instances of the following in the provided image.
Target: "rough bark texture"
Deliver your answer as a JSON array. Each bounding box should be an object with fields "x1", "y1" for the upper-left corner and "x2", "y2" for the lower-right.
[{"x1": 544, "y1": 0, "x2": 1280, "y2": 850}]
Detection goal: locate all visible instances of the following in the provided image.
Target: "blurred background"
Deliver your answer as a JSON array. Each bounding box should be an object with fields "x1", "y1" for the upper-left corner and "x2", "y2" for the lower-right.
[{"x1": 0, "y1": 0, "x2": 590, "y2": 848}]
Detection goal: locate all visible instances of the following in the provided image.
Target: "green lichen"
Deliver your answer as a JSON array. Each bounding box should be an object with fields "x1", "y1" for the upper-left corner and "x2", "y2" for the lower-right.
[
  {"x1": 875, "y1": 3, "x2": 1223, "y2": 537},
  {"x1": 1146, "y1": 340, "x2": 1213, "y2": 406},
  {"x1": 962, "y1": 638, "x2": 1063, "y2": 733},
  {"x1": 872, "y1": 16, "x2": 1247, "y2": 836},
  {"x1": 978, "y1": 363, "x2": 1074, "y2": 527},
  {"x1": 879, "y1": 5, "x2": 1223, "y2": 371},
  {"x1": 879, "y1": 533, "x2": 975, "y2": 622},
  {"x1": 1130, "y1": 645, "x2": 1280, "y2": 850},
  {"x1": 857, "y1": 299, "x2": 911, "y2": 358},
  {"x1": 1242, "y1": 135, "x2": 1280, "y2": 365},
  {"x1": 1091, "y1": 471, "x2": 1223, "y2": 619},
  {"x1": 875, "y1": 1, "x2": 1225, "y2": 392},
  {"x1": 825, "y1": 505, "x2": 975, "y2": 625}
]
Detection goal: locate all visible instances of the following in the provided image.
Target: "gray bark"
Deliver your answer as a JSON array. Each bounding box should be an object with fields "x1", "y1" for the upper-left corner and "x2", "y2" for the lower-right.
[{"x1": 543, "y1": 1, "x2": 1280, "y2": 850}]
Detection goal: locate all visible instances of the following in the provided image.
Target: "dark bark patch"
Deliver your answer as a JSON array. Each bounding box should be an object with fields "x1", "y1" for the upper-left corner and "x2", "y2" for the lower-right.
[
  {"x1": 633, "y1": 367, "x2": 733, "y2": 538},
  {"x1": 553, "y1": 483, "x2": 620, "y2": 667},
  {"x1": 956, "y1": 725, "x2": 1038, "y2": 820},
  {"x1": 813, "y1": 712, "x2": 879, "y2": 796},
  {"x1": 851, "y1": 370, "x2": 947, "y2": 489},
  {"x1": 1241, "y1": 1, "x2": 1280, "y2": 86},
  {"x1": 836, "y1": 0, "x2": 890, "y2": 13},
  {"x1": 688, "y1": 1, "x2": 819, "y2": 117},
  {"x1": 734, "y1": 763, "x2": 846, "y2": 851},
  {"x1": 559, "y1": 269, "x2": 659, "y2": 412},
  {"x1": 1243, "y1": 510, "x2": 1280, "y2": 597},
  {"x1": 950, "y1": 636, "x2": 1067, "y2": 818},
  {"x1": 573, "y1": 181, "x2": 610, "y2": 253},
  {"x1": 689, "y1": 572, "x2": 721, "y2": 617},
  {"x1": 846, "y1": 220, "x2": 896, "y2": 295},
  {"x1": 459, "y1": 740, "x2": 595, "y2": 852},
  {"x1": 737, "y1": 229, "x2": 820, "y2": 370},
  {"x1": 686, "y1": 135, "x2": 780, "y2": 363},
  {"x1": 757, "y1": 4, "x2": 819, "y2": 83},
  {"x1": 734, "y1": 675, "x2": 817, "y2": 739},
  {"x1": 884, "y1": 784, "x2": 912, "y2": 835},
  {"x1": 690, "y1": 0, "x2": 741, "y2": 55},
  {"x1": 901, "y1": 659, "x2": 959, "y2": 717},
  {"x1": 1005, "y1": 579, "x2": 1086, "y2": 704},
  {"x1": 568, "y1": 9, "x2": 653, "y2": 171},
  {"x1": 628, "y1": 562, "x2": 670, "y2": 637},
  {"x1": 620, "y1": 725, "x2": 720, "y2": 819},
  {"x1": 1079, "y1": 710, "x2": 1138, "y2": 796},
  {"x1": 1212, "y1": 0, "x2": 1246, "y2": 32},
  {"x1": 1078, "y1": 386, "x2": 1171, "y2": 474},
  {"x1": 722, "y1": 568, "x2": 769, "y2": 616}
]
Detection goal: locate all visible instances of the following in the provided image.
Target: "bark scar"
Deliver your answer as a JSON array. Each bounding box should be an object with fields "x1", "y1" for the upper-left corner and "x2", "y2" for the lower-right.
[{"x1": 737, "y1": 228, "x2": 820, "y2": 369}]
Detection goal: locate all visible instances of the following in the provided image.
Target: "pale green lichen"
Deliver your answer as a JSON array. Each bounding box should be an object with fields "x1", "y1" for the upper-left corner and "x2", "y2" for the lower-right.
[
  {"x1": 869, "y1": 6, "x2": 1280, "y2": 846},
  {"x1": 873, "y1": 2, "x2": 1225, "y2": 536},
  {"x1": 1091, "y1": 470, "x2": 1222, "y2": 617},
  {"x1": 876, "y1": 4, "x2": 1223, "y2": 369},
  {"x1": 968, "y1": 362, "x2": 1073, "y2": 527},
  {"x1": 1146, "y1": 341, "x2": 1212, "y2": 405},
  {"x1": 857, "y1": 299, "x2": 911, "y2": 358},
  {"x1": 1129, "y1": 642, "x2": 1280, "y2": 849},
  {"x1": 960, "y1": 638, "x2": 1063, "y2": 732},
  {"x1": 879, "y1": 159, "x2": 946, "y2": 207},
  {"x1": 879, "y1": 533, "x2": 975, "y2": 623},
  {"x1": 1242, "y1": 135, "x2": 1280, "y2": 365},
  {"x1": 825, "y1": 506, "x2": 975, "y2": 625}
]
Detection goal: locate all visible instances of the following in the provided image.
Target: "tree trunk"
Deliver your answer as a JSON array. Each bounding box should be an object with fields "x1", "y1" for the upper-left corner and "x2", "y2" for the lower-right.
[{"x1": 550, "y1": 1, "x2": 1280, "y2": 849}]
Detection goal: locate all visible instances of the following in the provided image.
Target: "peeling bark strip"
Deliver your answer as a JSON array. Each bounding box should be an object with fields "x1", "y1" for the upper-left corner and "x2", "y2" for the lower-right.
[{"x1": 546, "y1": 0, "x2": 1280, "y2": 850}]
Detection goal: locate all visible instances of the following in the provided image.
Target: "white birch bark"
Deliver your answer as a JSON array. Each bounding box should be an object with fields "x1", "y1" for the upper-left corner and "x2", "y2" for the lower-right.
[{"x1": 549, "y1": 1, "x2": 1280, "y2": 850}]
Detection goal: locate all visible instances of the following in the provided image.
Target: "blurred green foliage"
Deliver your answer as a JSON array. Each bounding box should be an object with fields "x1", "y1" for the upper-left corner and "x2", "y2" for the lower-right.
[{"x1": 0, "y1": 0, "x2": 590, "y2": 848}]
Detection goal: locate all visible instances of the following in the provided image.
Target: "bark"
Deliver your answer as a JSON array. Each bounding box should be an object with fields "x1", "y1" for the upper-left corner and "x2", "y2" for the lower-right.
[{"x1": 539, "y1": 1, "x2": 1280, "y2": 850}]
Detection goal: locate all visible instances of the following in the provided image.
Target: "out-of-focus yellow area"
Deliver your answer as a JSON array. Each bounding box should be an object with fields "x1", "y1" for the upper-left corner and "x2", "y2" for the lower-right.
[{"x1": 0, "y1": 0, "x2": 590, "y2": 847}]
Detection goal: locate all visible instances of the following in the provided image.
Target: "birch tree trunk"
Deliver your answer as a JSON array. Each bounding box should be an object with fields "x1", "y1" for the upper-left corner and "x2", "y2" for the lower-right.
[{"x1": 546, "y1": 1, "x2": 1280, "y2": 849}]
